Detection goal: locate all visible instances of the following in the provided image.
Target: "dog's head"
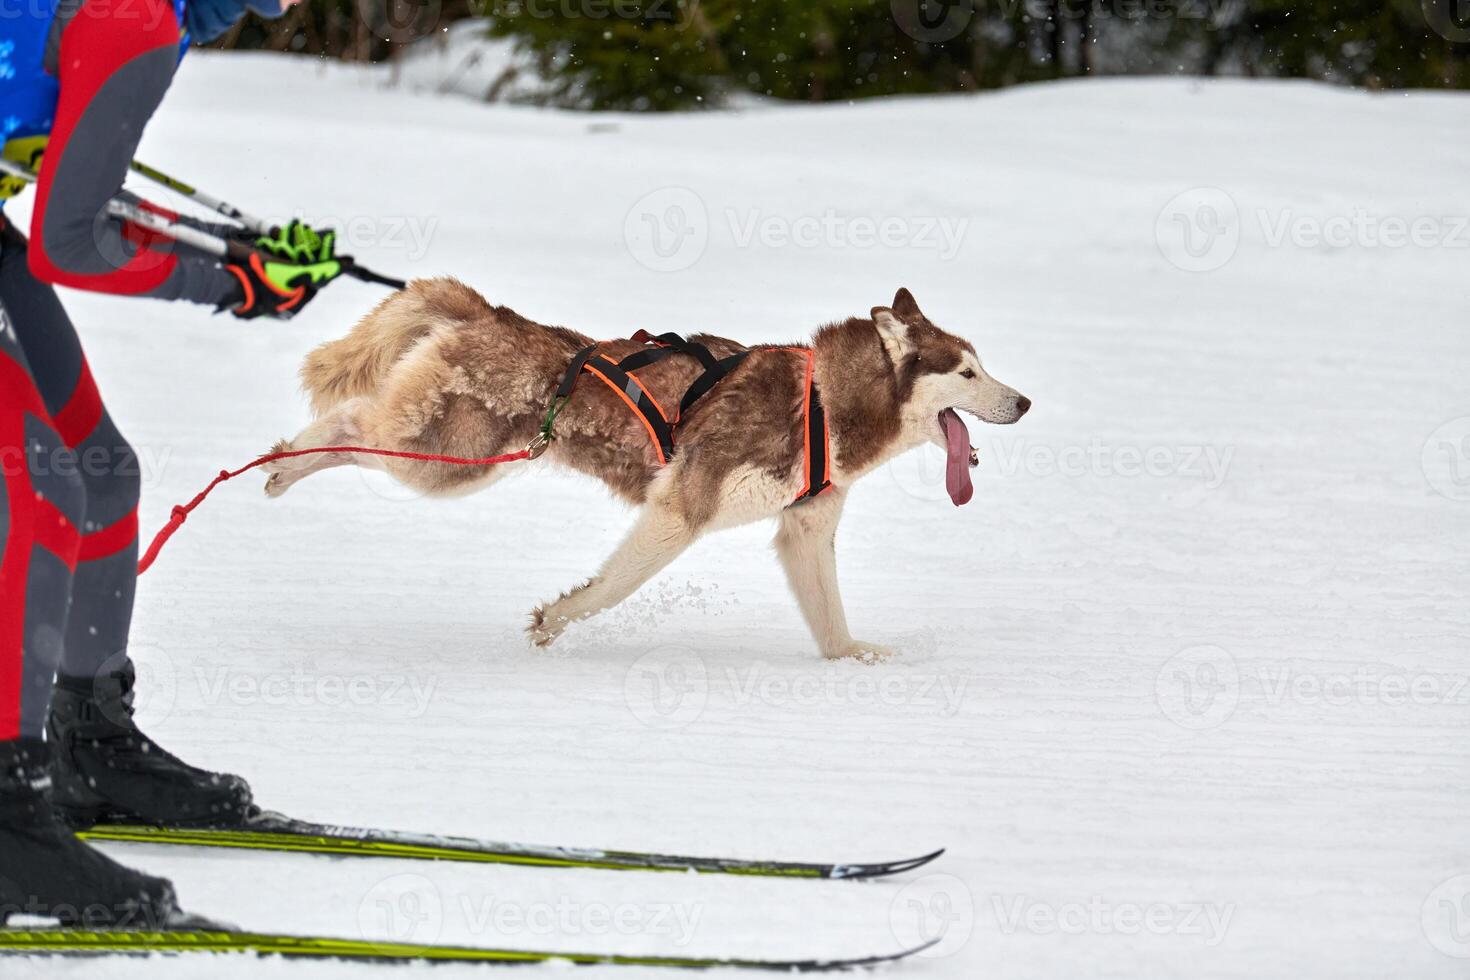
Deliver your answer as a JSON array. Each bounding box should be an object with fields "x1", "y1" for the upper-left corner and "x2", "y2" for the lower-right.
[{"x1": 873, "y1": 288, "x2": 1030, "y2": 506}]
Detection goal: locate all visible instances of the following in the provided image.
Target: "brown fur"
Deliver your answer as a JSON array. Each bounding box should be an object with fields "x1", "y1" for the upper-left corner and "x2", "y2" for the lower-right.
[
  {"x1": 267, "y1": 279, "x2": 1029, "y2": 657},
  {"x1": 299, "y1": 278, "x2": 493, "y2": 416},
  {"x1": 292, "y1": 278, "x2": 814, "y2": 511}
]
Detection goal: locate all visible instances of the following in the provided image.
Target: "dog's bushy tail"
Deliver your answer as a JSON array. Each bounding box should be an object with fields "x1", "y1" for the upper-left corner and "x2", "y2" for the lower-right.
[{"x1": 300, "y1": 277, "x2": 492, "y2": 416}]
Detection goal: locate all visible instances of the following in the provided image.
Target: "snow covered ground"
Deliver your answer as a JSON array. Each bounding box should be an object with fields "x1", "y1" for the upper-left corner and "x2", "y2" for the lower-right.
[{"x1": 7, "y1": 53, "x2": 1469, "y2": 979}]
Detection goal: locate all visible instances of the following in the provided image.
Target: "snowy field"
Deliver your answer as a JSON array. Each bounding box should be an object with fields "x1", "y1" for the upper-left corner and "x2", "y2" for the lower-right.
[{"x1": 8, "y1": 52, "x2": 1469, "y2": 979}]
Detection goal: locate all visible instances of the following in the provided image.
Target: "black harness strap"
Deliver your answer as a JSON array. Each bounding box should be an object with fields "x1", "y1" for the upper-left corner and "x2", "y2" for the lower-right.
[
  {"x1": 678, "y1": 350, "x2": 749, "y2": 419},
  {"x1": 555, "y1": 342, "x2": 683, "y2": 463},
  {"x1": 552, "y1": 335, "x2": 833, "y2": 505},
  {"x1": 633, "y1": 330, "x2": 721, "y2": 371},
  {"x1": 631, "y1": 330, "x2": 751, "y2": 420},
  {"x1": 556, "y1": 344, "x2": 601, "y2": 400},
  {"x1": 612, "y1": 345, "x2": 679, "y2": 375},
  {"x1": 792, "y1": 352, "x2": 832, "y2": 504},
  {"x1": 582, "y1": 352, "x2": 678, "y2": 464}
]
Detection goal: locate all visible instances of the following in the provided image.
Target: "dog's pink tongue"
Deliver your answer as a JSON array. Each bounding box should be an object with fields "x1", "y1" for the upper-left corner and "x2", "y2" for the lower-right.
[{"x1": 940, "y1": 408, "x2": 973, "y2": 507}]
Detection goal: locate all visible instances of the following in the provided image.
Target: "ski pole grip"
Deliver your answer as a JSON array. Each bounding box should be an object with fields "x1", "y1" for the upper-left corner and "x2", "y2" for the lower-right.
[{"x1": 225, "y1": 238, "x2": 259, "y2": 263}]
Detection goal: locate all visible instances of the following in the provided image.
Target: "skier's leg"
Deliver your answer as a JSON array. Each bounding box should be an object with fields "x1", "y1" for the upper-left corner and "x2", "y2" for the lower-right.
[
  {"x1": 56, "y1": 407, "x2": 140, "y2": 682},
  {"x1": 0, "y1": 224, "x2": 251, "y2": 828},
  {"x1": 0, "y1": 225, "x2": 175, "y2": 927},
  {"x1": 0, "y1": 276, "x2": 78, "y2": 745}
]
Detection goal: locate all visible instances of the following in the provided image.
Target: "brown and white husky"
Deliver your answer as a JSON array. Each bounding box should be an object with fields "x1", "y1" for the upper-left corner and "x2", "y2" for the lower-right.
[{"x1": 264, "y1": 279, "x2": 1030, "y2": 660}]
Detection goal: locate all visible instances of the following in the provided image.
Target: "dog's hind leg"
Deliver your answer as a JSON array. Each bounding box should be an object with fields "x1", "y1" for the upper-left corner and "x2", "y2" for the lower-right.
[
  {"x1": 263, "y1": 398, "x2": 370, "y2": 498},
  {"x1": 529, "y1": 499, "x2": 697, "y2": 647},
  {"x1": 774, "y1": 489, "x2": 892, "y2": 662}
]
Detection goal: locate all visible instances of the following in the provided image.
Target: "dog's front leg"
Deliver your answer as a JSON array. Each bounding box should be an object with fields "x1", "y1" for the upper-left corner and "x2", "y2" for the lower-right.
[
  {"x1": 774, "y1": 490, "x2": 892, "y2": 662},
  {"x1": 529, "y1": 501, "x2": 697, "y2": 647}
]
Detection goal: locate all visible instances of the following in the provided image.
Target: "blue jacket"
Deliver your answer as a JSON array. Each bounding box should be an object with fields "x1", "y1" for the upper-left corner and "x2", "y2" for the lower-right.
[
  {"x1": 0, "y1": 0, "x2": 275, "y2": 304},
  {"x1": 1, "y1": 0, "x2": 190, "y2": 151}
]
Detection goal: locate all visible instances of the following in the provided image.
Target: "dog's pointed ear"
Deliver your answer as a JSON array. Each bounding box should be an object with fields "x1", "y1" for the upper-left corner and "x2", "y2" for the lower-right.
[
  {"x1": 892, "y1": 288, "x2": 923, "y2": 321},
  {"x1": 871, "y1": 306, "x2": 915, "y2": 364}
]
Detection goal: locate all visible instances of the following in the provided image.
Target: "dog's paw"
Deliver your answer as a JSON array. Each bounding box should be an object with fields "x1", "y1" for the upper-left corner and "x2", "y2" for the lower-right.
[
  {"x1": 527, "y1": 605, "x2": 565, "y2": 648},
  {"x1": 261, "y1": 441, "x2": 294, "y2": 498},
  {"x1": 824, "y1": 639, "x2": 896, "y2": 664}
]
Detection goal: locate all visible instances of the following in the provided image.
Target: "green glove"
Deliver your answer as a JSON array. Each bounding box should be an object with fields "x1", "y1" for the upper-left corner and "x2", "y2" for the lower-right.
[
  {"x1": 225, "y1": 250, "x2": 343, "y2": 320},
  {"x1": 255, "y1": 219, "x2": 337, "y2": 265}
]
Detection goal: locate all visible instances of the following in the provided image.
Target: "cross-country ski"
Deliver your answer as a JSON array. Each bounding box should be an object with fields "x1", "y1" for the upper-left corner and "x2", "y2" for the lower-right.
[
  {"x1": 80, "y1": 815, "x2": 945, "y2": 879},
  {"x1": 0, "y1": 927, "x2": 938, "y2": 971}
]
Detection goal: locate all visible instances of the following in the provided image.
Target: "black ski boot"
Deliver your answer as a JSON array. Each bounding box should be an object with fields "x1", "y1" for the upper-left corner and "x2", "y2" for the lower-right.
[
  {"x1": 46, "y1": 664, "x2": 253, "y2": 829},
  {"x1": 0, "y1": 738, "x2": 176, "y2": 927}
]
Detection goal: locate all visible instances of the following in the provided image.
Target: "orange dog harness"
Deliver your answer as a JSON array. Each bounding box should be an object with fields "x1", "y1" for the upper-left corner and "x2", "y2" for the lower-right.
[{"x1": 553, "y1": 331, "x2": 831, "y2": 504}]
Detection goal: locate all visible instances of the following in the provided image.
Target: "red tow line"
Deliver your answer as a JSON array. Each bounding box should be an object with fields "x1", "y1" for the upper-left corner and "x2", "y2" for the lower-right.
[{"x1": 137, "y1": 443, "x2": 539, "y2": 575}]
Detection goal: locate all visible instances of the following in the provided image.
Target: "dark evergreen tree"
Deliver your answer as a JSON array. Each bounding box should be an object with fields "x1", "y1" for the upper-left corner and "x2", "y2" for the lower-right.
[{"x1": 209, "y1": 0, "x2": 1470, "y2": 104}]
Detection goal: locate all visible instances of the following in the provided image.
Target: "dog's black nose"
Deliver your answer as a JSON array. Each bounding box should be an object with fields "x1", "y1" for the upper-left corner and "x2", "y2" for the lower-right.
[{"x1": 1015, "y1": 395, "x2": 1032, "y2": 416}]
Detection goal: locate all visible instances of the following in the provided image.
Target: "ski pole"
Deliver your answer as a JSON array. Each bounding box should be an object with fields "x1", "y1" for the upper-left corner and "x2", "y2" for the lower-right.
[
  {"x1": 0, "y1": 157, "x2": 248, "y2": 262},
  {"x1": 129, "y1": 159, "x2": 267, "y2": 233},
  {"x1": 0, "y1": 158, "x2": 407, "y2": 290},
  {"x1": 129, "y1": 159, "x2": 408, "y2": 290},
  {"x1": 107, "y1": 198, "x2": 236, "y2": 259},
  {"x1": 114, "y1": 195, "x2": 408, "y2": 289}
]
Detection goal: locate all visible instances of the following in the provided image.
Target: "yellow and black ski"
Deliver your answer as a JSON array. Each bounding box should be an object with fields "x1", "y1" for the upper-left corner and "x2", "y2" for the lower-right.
[
  {"x1": 79, "y1": 812, "x2": 943, "y2": 880},
  {"x1": 0, "y1": 927, "x2": 939, "y2": 970}
]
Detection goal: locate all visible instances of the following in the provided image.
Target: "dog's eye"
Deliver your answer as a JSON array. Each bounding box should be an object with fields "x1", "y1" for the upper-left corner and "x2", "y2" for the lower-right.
[{"x1": 959, "y1": 369, "x2": 976, "y2": 379}]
